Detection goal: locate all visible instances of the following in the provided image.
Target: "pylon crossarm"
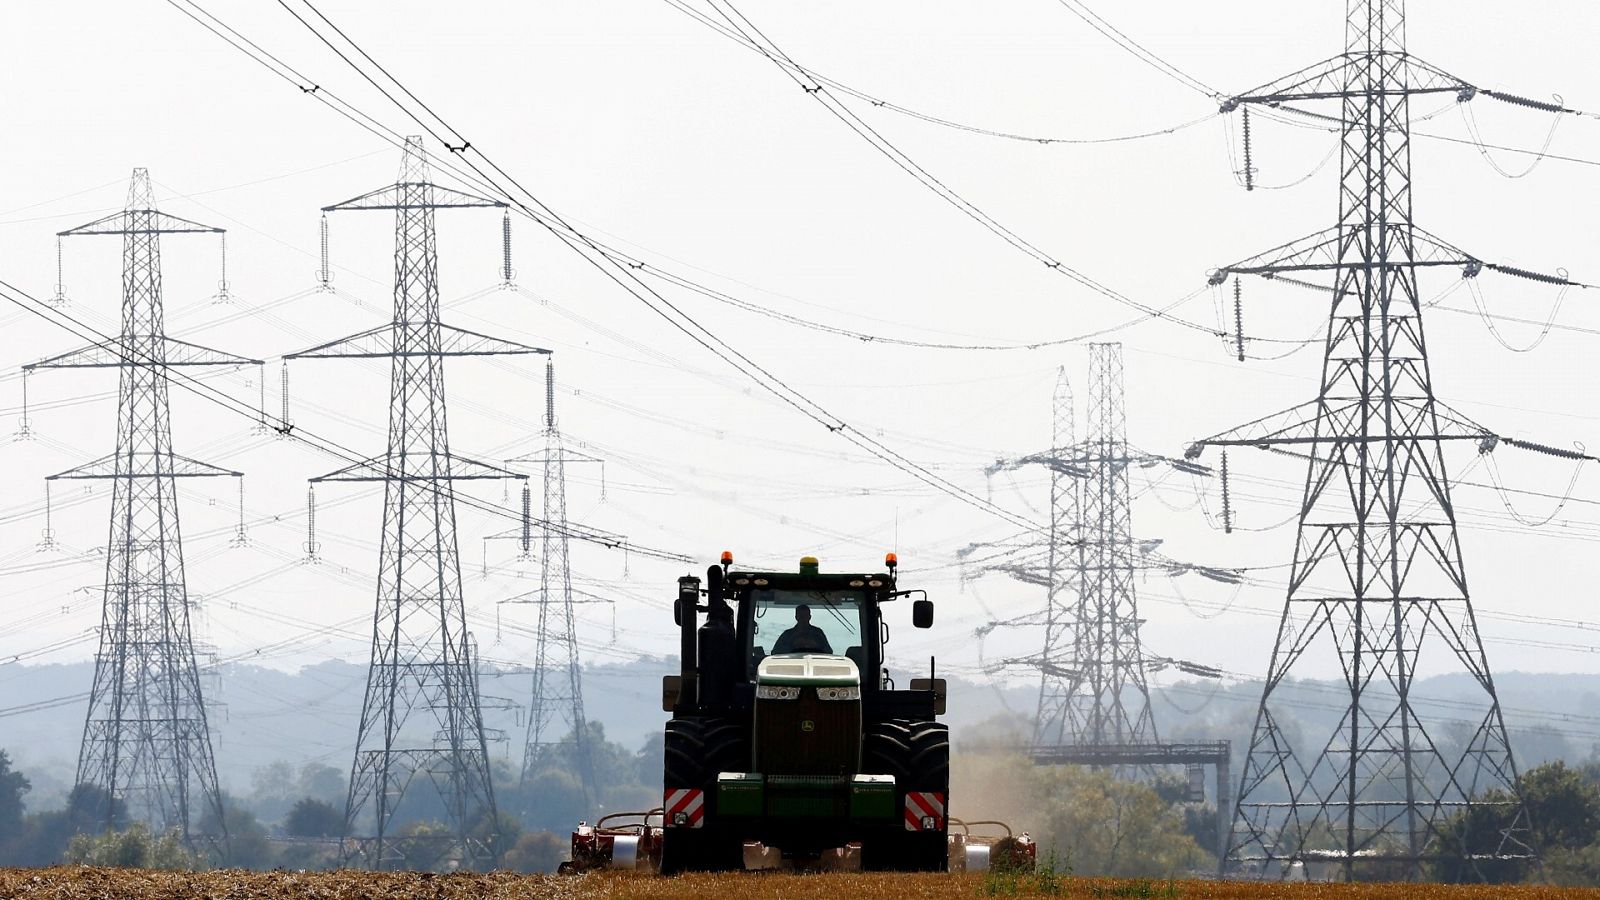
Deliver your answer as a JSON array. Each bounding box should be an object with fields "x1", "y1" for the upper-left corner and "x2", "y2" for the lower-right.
[
  {"x1": 1225, "y1": 53, "x2": 1470, "y2": 111},
  {"x1": 310, "y1": 452, "x2": 529, "y2": 483},
  {"x1": 323, "y1": 182, "x2": 505, "y2": 212},
  {"x1": 48, "y1": 451, "x2": 241, "y2": 480},
  {"x1": 59, "y1": 208, "x2": 224, "y2": 237},
  {"x1": 1186, "y1": 400, "x2": 1324, "y2": 457},
  {"x1": 27, "y1": 336, "x2": 260, "y2": 370},
  {"x1": 287, "y1": 323, "x2": 549, "y2": 359},
  {"x1": 1211, "y1": 225, "x2": 1480, "y2": 283}
]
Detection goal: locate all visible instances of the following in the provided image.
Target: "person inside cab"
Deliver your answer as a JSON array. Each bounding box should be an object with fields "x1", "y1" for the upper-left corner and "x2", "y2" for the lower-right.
[{"x1": 772, "y1": 604, "x2": 833, "y2": 654}]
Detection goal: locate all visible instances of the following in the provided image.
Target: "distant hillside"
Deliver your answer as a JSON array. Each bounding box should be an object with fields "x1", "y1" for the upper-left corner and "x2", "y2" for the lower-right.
[{"x1": 2, "y1": 657, "x2": 1595, "y2": 810}]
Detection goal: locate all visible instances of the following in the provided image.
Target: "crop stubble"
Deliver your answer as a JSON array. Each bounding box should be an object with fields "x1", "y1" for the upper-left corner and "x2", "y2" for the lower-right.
[{"x1": 3, "y1": 869, "x2": 1600, "y2": 899}]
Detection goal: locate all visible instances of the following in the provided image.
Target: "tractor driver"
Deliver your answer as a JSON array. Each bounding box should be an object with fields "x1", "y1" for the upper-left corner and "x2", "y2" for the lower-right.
[{"x1": 772, "y1": 604, "x2": 833, "y2": 654}]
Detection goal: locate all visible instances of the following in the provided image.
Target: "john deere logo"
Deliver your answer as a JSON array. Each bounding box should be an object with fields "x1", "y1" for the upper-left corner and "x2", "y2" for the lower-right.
[{"x1": 801, "y1": 720, "x2": 815, "y2": 732}]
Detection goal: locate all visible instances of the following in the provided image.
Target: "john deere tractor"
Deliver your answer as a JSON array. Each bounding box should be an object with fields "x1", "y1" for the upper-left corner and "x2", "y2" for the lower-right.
[{"x1": 658, "y1": 553, "x2": 950, "y2": 872}]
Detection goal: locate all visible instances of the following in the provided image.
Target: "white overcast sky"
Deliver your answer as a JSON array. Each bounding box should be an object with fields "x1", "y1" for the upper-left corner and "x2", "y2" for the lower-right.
[{"x1": 2, "y1": 0, "x2": 1599, "y2": 703}]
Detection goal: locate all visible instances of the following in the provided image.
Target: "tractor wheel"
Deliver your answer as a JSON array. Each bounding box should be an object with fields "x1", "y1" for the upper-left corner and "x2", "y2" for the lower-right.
[
  {"x1": 861, "y1": 720, "x2": 950, "y2": 872},
  {"x1": 661, "y1": 716, "x2": 747, "y2": 874}
]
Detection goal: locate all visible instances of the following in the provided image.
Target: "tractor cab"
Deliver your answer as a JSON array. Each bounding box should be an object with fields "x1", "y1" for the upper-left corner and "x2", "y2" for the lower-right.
[
  {"x1": 666, "y1": 554, "x2": 942, "y2": 722},
  {"x1": 657, "y1": 554, "x2": 952, "y2": 872}
]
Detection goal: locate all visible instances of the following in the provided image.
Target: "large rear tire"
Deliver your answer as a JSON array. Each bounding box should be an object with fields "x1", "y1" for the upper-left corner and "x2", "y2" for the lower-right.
[
  {"x1": 660, "y1": 716, "x2": 747, "y2": 874},
  {"x1": 860, "y1": 720, "x2": 950, "y2": 872}
]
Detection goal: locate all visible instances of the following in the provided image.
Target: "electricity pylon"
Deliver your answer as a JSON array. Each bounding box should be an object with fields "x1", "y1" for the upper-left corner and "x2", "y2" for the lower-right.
[
  {"x1": 1190, "y1": 0, "x2": 1590, "y2": 879},
  {"x1": 980, "y1": 344, "x2": 1216, "y2": 749},
  {"x1": 511, "y1": 358, "x2": 607, "y2": 806},
  {"x1": 32, "y1": 169, "x2": 256, "y2": 845},
  {"x1": 288, "y1": 137, "x2": 547, "y2": 869}
]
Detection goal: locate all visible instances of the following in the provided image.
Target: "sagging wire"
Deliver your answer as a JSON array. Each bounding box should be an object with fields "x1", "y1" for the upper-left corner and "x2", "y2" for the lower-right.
[
  {"x1": 1157, "y1": 679, "x2": 1225, "y2": 716},
  {"x1": 1463, "y1": 95, "x2": 1565, "y2": 179},
  {"x1": 660, "y1": 0, "x2": 1219, "y2": 146},
  {"x1": 1207, "y1": 279, "x2": 1322, "y2": 361},
  {"x1": 1465, "y1": 272, "x2": 1570, "y2": 353},
  {"x1": 1221, "y1": 108, "x2": 1339, "y2": 191},
  {"x1": 1192, "y1": 471, "x2": 1297, "y2": 534},
  {"x1": 1482, "y1": 446, "x2": 1588, "y2": 529}
]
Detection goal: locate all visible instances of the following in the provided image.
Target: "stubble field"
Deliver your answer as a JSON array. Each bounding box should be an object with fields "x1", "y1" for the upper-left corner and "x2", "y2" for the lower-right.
[{"x1": 4, "y1": 869, "x2": 1600, "y2": 900}]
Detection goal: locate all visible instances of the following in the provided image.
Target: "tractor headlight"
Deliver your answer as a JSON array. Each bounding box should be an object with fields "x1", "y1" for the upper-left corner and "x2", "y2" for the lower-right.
[
  {"x1": 816, "y1": 686, "x2": 861, "y2": 701},
  {"x1": 755, "y1": 685, "x2": 801, "y2": 700}
]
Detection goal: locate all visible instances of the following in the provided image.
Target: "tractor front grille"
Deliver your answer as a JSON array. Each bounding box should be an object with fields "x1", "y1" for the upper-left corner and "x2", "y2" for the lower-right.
[
  {"x1": 755, "y1": 688, "x2": 860, "y2": 776},
  {"x1": 766, "y1": 775, "x2": 849, "y2": 818}
]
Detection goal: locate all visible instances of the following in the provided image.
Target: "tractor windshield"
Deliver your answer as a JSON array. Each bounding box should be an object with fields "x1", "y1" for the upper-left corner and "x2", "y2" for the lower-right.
[{"x1": 750, "y1": 589, "x2": 864, "y2": 671}]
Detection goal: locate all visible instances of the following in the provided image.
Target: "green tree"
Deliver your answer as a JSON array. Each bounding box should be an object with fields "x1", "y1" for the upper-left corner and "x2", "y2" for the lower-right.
[
  {"x1": 393, "y1": 820, "x2": 455, "y2": 872},
  {"x1": 0, "y1": 750, "x2": 30, "y2": 832},
  {"x1": 951, "y1": 751, "x2": 1203, "y2": 878},
  {"x1": 285, "y1": 798, "x2": 346, "y2": 838},
  {"x1": 1432, "y1": 760, "x2": 1600, "y2": 883},
  {"x1": 64, "y1": 824, "x2": 195, "y2": 869},
  {"x1": 199, "y1": 796, "x2": 276, "y2": 869},
  {"x1": 502, "y1": 830, "x2": 565, "y2": 873}
]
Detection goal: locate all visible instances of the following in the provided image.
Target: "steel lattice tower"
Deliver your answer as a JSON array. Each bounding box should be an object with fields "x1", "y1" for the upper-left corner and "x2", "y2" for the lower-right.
[
  {"x1": 288, "y1": 137, "x2": 547, "y2": 868},
  {"x1": 1058, "y1": 345, "x2": 1156, "y2": 748},
  {"x1": 33, "y1": 169, "x2": 257, "y2": 843},
  {"x1": 1027, "y1": 347, "x2": 1158, "y2": 748},
  {"x1": 1194, "y1": 0, "x2": 1545, "y2": 879},
  {"x1": 985, "y1": 345, "x2": 1208, "y2": 750},
  {"x1": 512, "y1": 359, "x2": 600, "y2": 805},
  {"x1": 1031, "y1": 366, "x2": 1081, "y2": 747}
]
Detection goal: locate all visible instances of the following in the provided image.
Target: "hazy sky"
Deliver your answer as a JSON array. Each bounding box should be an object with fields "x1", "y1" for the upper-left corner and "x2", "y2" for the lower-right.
[{"x1": 3, "y1": 0, "x2": 1600, "y2": 758}]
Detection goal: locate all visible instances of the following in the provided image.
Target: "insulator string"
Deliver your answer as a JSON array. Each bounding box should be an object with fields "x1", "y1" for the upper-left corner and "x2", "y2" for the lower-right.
[
  {"x1": 545, "y1": 358, "x2": 556, "y2": 431},
  {"x1": 213, "y1": 233, "x2": 232, "y2": 304},
  {"x1": 15, "y1": 369, "x2": 33, "y2": 441},
  {"x1": 304, "y1": 485, "x2": 321, "y2": 563},
  {"x1": 39, "y1": 481, "x2": 56, "y2": 551},
  {"x1": 50, "y1": 236, "x2": 68, "y2": 308},
  {"x1": 1220, "y1": 450, "x2": 1234, "y2": 534},
  {"x1": 500, "y1": 209, "x2": 516, "y2": 287},
  {"x1": 1233, "y1": 279, "x2": 1246, "y2": 362},
  {"x1": 520, "y1": 483, "x2": 532, "y2": 555},
  {"x1": 253, "y1": 363, "x2": 270, "y2": 434},
  {"x1": 232, "y1": 477, "x2": 248, "y2": 547},
  {"x1": 1240, "y1": 106, "x2": 1256, "y2": 192},
  {"x1": 317, "y1": 213, "x2": 333, "y2": 291},
  {"x1": 280, "y1": 362, "x2": 292, "y2": 436}
]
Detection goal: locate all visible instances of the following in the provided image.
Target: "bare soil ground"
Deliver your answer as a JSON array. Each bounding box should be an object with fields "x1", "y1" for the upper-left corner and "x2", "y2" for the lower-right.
[{"x1": 4, "y1": 868, "x2": 1600, "y2": 899}]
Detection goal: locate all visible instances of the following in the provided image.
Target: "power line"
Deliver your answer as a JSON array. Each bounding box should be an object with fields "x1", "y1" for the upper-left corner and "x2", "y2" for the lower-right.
[
  {"x1": 659, "y1": 0, "x2": 1221, "y2": 145},
  {"x1": 256, "y1": 0, "x2": 1043, "y2": 533}
]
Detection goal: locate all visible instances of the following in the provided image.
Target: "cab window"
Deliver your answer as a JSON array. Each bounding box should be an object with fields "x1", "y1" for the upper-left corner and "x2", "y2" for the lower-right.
[{"x1": 749, "y1": 589, "x2": 864, "y2": 674}]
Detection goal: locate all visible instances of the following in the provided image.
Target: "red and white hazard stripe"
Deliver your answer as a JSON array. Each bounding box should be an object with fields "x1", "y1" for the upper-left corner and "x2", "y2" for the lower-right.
[
  {"x1": 665, "y1": 788, "x2": 705, "y2": 828},
  {"x1": 904, "y1": 791, "x2": 946, "y2": 832}
]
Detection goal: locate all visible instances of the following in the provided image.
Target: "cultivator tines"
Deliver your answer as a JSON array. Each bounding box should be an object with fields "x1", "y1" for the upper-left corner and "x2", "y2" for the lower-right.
[
  {"x1": 562, "y1": 809, "x2": 665, "y2": 873},
  {"x1": 946, "y1": 819, "x2": 1037, "y2": 873}
]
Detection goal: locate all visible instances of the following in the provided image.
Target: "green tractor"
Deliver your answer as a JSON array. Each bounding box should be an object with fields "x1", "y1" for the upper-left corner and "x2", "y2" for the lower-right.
[{"x1": 658, "y1": 552, "x2": 951, "y2": 873}]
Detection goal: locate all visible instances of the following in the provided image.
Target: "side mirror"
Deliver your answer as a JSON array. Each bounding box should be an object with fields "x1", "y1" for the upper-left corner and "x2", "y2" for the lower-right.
[
  {"x1": 913, "y1": 598, "x2": 934, "y2": 629},
  {"x1": 661, "y1": 675, "x2": 682, "y2": 712}
]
